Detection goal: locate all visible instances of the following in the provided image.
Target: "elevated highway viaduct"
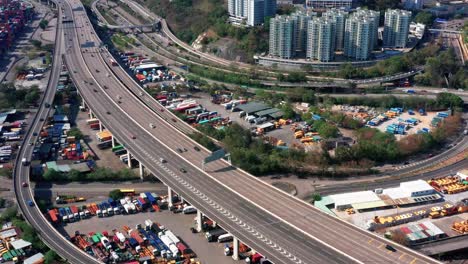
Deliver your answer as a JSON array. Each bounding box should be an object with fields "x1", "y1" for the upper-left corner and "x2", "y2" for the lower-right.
[{"x1": 60, "y1": 0, "x2": 442, "y2": 263}]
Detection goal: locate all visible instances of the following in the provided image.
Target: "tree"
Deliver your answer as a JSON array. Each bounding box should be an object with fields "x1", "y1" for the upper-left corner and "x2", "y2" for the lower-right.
[
  {"x1": 281, "y1": 104, "x2": 296, "y2": 119},
  {"x1": 43, "y1": 169, "x2": 62, "y2": 181},
  {"x1": 44, "y1": 250, "x2": 58, "y2": 264},
  {"x1": 436, "y1": 93, "x2": 463, "y2": 108},
  {"x1": 30, "y1": 39, "x2": 42, "y2": 49},
  {"x1": 67, "y1": 127, "x2": 84, "y2": 140},
  {"x1": 312, "y1": 193, "x2": 322, "y2": 202},
  {"x1": 39, "y1": 19, "x2": 49, "y2": 30},
  {"x1": 414, "y1": 11, "x2": 434, "y2": 26},
  {"x1": 0, "y1": 206, "x2": 17, "y2": 222},
  {"x1": 302, "y1": 89, "x2": 316, "y2": 104},
  {"x1": 109, "y1": 189, "x2": 124, "y2": 200}
]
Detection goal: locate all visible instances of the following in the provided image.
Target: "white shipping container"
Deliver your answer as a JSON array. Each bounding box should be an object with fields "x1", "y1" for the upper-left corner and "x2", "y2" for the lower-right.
[{"x1": 165, "y1": 230, "x2": 180, "y2": 244}]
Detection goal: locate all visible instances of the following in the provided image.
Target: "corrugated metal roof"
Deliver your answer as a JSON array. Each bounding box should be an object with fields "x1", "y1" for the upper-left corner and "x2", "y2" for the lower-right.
[
  {"x1": 10, "y1": 239, "x2": 31, "y2": 249},
  {"x1": 255, "y1": 108, "x2": 280, "y2": 117},
  {"x1": 351, "y1": 200, "x2": 388, "y2": 210},
  {"x1": 235, "y1": 102, "x2": 270, "y2": 114},
  {"x1": 23, "y1": 253, "x2": 44, "y2": 264}
]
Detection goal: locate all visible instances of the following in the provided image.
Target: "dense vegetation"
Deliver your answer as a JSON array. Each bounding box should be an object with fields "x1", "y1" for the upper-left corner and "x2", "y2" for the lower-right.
[
  {"x1": 141, "y1": 0, "x2": 268, "y2": 60},
  {"x1": 188, "y1": 64, "x2": 263, "y2": 87},
  {"x1": 195, "y1": 123, "x2": 306, "y2": 175},
  {"x1": 0, "y1": 83, "x2": 41, "y2": 109},
  {"x1": 413, "y1": 11, "x2": 434, "y2": 26},
  {"x1": 41, "y1": 167, "x2": 138, "y2": 182},
  {"x1": 324, "y1": 92, "x2": 464, "y2": 111},
  {"x1": 333, "y1": 45, "x2": 467, "y2": 89}
]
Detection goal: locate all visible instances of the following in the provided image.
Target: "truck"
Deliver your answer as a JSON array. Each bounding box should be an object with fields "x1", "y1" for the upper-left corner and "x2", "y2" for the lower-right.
[
  {"x1": 130, "y1": 230, "x2": 144, "y2": 245},
  {"x1": 145, "y1": 192, "x2": 157, "y2": 205},
  {"x1": 48, "y1": 209, "x2": 58, "y2": 224},
  {"x1": 205, "y1": 228, "x2": 227, "y2": 242}
]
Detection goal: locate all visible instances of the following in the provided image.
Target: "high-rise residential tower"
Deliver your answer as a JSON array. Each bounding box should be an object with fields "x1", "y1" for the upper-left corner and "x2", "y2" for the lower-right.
[
  {"x1": 344, "y1": 10, "x2": 379, "y2": 60},
  {"x1": 306, "y1": 17, "x2": 334, "y2": 62},
  {"x1": 323, "y1": 8, "x2": 347, "y2": 51},
  {"x1": 228, "y1": 0, "x2": 248, "y2": 19},
  {"x1": 269, "y1": 15, "x2": 295, "y2": 59},
  {"x1": 383, "y1": 9, "x2": 411, "y2": 48},
  {"x1": 229, "y1": 0, "x2": 276, "y2": 26},
  {"x1": 291, "y1": 11, "x2": 315, "y2": 53},
  {"x1": 247, "y1": 0, "x2": 265, "y2": 26}
]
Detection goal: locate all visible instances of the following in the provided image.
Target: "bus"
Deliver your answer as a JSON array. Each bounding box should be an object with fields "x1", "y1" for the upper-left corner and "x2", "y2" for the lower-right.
[{"x1": 120, "y1": 189, "x2": 135, "y2": 196}]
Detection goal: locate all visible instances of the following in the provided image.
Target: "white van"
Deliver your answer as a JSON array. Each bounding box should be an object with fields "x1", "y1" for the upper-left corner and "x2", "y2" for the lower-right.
[
  {"x1": 217, "y1": 233, "x2": 233, "y2": 243},
  {"x1": 182, "y1": 206, "x2": 197, "y2": 214}
]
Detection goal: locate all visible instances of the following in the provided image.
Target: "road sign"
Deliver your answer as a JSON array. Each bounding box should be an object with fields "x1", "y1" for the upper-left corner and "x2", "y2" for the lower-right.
[{"x1": 203, "y1": 149, "x2": 226, "y2": 164}]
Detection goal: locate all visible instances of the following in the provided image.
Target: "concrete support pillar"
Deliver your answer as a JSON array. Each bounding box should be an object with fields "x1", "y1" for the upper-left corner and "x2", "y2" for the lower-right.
[
  {"x1": 89, "y1": 109, "x2": 94, "y2": 119},
  {"x1": 180, "y1": 196, "x2": 184, "y2": 203},
  {"x1": 232, "y1": 236, "x2": 239, "y2": 260},
  {"x1": 127, "y1": 152, "x2": 131, "y2": 168},
  {"x1": 99, "y1": 121, "x2": 103, "y2": 132},
  {"x1": 111, "y1": 136, "x2": 115, "y2": 148},
  {"x1": 139, "y1": 162, "x2": 144, "y2": 179},
  {"x1": 196, "y1": 210, "x2": 202, "y2": 232},
  {"x1": 168, "y1": 186, "x2": 173, "y2": 207}
]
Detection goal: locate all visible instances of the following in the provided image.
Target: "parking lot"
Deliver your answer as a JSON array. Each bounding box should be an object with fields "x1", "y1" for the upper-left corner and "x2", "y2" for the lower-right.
[
  {"x1": 375, "y1": 111, "x2": 438, "y2": 140},
  {"x1": 61, "y1": 210, "x2": 238, "y2": 264}
]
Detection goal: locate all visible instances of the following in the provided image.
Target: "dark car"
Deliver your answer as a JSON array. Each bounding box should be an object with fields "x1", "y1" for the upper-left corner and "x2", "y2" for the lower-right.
[
  {"x1": 32, "y1": 132, "x2": 38, "y2": 136},
  {"x1": 171, "y1": 118, "x2": 177, "y2": 122},
  {"x1": 180, "y1": 168, "x2": 187, "y2": 173},
  {"x1": 44, "y1": 103, "x2": 50, "y2": 108},
  {"x1": 106, "y1": 111, "x2": 111, "y2": 115},
  {"x1": 403, "y1": 161, "x2": 410, "y2": 165},
  {"x1": 385, "y1": 245, "x2": 396, "y2": 252},
  {"x1": 39, "y1": 118, "x2": 44, "y2": 121},
  {"x1": 176, "y1": 148, "x2": 183, "y2": 153},
  {"x1": 194, "y1": 146, "x2": 200, "y2": 152}
]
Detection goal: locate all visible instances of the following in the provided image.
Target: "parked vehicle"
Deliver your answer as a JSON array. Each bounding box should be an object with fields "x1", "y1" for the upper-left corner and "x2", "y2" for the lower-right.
[
  {"x1": 205, "y1": 228, "x2": 227, "y2": 242},
  {"x1": 182, "y1": 206, "x2": 197, "y2": 214}
]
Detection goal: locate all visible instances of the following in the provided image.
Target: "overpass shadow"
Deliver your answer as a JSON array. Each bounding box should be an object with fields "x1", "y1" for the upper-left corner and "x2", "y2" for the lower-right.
[{"x1": 210, "y1": 165, "x2": 236, "y2": 173}]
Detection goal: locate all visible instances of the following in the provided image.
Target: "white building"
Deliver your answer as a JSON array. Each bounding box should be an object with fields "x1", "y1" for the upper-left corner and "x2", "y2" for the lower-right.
[
  {"x1": 229, "y1": 0, "x2": 277, "y2": 26},
  {"x1": 323, "y1": 8, "x2": 348, "y2": 51},
  {"x1": 269, "y1": 15, "x2": 295, "y2": 59},
  {"x1": 383, "y1": 9, "x2": 412, "y2": 48},
  {"x1": 343, "y1": 10, "x2": 379, "y2": 60},
  {"x1": 383, "y1": 180, "x2": 435, "y2": 199},
  {"x1": 306, "y1": 17, "x2": 334, "y2": 62},
  {"x1": 328, "y1": 190, "x2": 382, "y2": 210}
]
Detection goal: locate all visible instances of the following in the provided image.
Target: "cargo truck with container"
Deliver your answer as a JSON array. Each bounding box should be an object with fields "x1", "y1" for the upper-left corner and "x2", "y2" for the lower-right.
[{"x1": 205, "y1": 228, "x2": 227, "y2": 242}]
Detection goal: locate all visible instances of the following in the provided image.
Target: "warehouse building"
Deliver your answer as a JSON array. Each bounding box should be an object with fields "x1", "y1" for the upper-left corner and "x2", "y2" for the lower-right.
[
  {"x1": 234, "y1": 102, "x2": 270, "y2": 115},
  {"x1": 321, "y1": 179, "x2": 438, "y2": 212}
]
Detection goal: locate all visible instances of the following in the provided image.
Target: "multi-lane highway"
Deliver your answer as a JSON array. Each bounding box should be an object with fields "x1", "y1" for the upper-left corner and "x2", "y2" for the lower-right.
[
  {"x1": 13, "y1": 3, "x2": 100, "y2": 262},
  {"x1": 59, "y1": 0, "x2": 441, "y2": 262}
]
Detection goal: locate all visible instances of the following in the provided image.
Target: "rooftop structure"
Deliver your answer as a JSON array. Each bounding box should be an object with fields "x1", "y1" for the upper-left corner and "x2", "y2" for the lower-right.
[
  {"x1": 328, "y1": 190, "x2": 381, "y2": 210},
  {"x1": 235, "y1": 102, "x2": 270, "y2": 114},
  {"x1": 306, "y1": 0, "x2": 353, "y2": 9},
  {"x1": 9, "y1": 239, "x2": 32, "y2": 250}
]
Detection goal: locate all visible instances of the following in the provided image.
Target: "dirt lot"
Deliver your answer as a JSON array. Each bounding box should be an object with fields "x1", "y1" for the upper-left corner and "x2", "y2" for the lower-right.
[{"x1": 61, "y1": 210, "x2": 238, "y2": 264}]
